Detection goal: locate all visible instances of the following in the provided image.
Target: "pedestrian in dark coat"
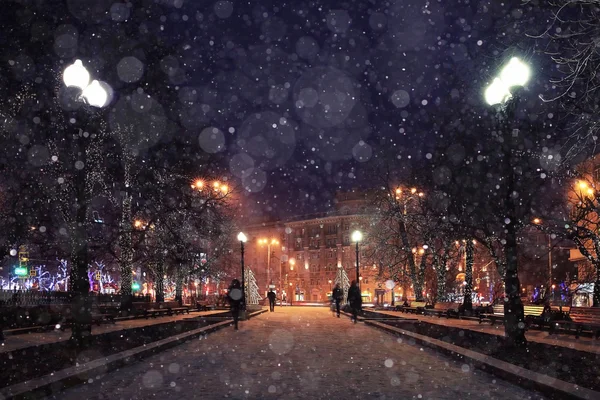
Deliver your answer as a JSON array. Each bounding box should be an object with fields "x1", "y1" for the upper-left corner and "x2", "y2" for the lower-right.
[
  {"x1": 267, "y1": 289, "x2": 276, "y2": 312},
  {"x1": 348, "y1": 280, "x2": 362, "y2": 323},
  {"x1": 227, "y1": 279, "x2": 243, "y2": 330},
  {"x1": 332, "y1": 284, "x2": 343, "y2": 318}
]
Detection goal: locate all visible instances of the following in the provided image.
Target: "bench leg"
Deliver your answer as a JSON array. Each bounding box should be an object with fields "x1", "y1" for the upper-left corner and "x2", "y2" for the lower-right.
[{"x1": 576, "y1": 326, "x2": 581, "y2": 339}]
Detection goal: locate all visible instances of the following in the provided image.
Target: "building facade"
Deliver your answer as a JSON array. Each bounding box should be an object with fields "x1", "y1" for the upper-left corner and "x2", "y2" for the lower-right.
[{"x1": 242, "y1": 192, "x2": 382, "y2": 303}]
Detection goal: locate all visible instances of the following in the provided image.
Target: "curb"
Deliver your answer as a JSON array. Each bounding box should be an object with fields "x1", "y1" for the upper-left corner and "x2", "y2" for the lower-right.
[
  {"x1": 365, "y1": 320, "x2": 599, "y2": 400},
  {"x1": 0, "y1": 309, "x2": 267, "y2": 399}
]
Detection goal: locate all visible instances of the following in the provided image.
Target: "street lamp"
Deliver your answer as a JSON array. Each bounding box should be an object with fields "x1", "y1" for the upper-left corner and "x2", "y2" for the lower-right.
[
  {"x1": 62, "y1": 59, "x2": 112, "y2": 344},
  {"x1": 532, "y1": 217, "x2": 554, "y2": 299},
  {"x1": 237, "y1": 232, "x2": 247, "y2": 310},
  {"x1": 484, "y1": 56, "x2": 530, "y2": 345},
  {"x1": 258, "y1": 238, "x2": 280, "y2": 290},
  {"x1": 63, "y1": 59, "x2": 112, "y2": 108},
  {"x1": 352, "y1": 230, "x2": 363, "y2": 285},
  {"x1": 484, "y1": 57, "x2": 530, "y2": 107}
]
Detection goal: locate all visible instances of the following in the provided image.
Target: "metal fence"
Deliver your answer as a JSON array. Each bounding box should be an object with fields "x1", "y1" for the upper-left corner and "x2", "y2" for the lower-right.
[{"x1": 0, "y1": 290, "x2": 151, "y2": 307}]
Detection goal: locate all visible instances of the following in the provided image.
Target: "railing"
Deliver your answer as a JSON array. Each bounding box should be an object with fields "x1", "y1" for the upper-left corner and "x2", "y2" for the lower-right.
[{"x1": 0, "y1": 290, "x2": 151, "y2": 307}]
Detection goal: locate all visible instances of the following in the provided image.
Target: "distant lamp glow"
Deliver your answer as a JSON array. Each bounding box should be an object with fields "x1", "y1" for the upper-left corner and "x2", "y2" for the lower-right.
[
  {"x1": 533, "y1": 218, "x2": 541, "y2": 225},
  {"x1": 410, "y1": 188, "x2": 417, "y2": 194},
  {"x1": 193, "y1": 180, "x2": 204, "y2": 189},
  {"x1": 587, "y1": 188, "x2": 595, "y2": 196},
  {"x1": 578, "y1": 180, "x2": 588, "y2": 190},
  {"x1": 63, "y1": 60, "x2": 90, "y2": 90},
  {"x1": 132, "y1": 282, "x2": 140, "y2": 291},
  {"x1": 237, "y1": 232, "x2": 247, "y2": 243},
  {"x1": 351, "y1": 230, "x2": 363, "y2": 242}
]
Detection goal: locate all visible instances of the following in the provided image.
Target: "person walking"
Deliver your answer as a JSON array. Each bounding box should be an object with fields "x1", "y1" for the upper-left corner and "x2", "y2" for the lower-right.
[
  {"x1": 227, "y1": 279, "x2": 243, "y2": 330},
  {"x1": 348, "y1": 280, "x2": 362, "y2": 324},
  {"x1": 332, "y1": 283, "x2": 343, "y2": 318},
  {"x1": 267, "y1": 289, "x2": 276, "y2": 312}
]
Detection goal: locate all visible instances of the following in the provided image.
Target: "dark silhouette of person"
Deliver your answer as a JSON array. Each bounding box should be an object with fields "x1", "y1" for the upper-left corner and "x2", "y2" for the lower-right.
[
  {"x1": 227, "y1": 279, "x2": 243, "y2": 330},
  {"x1": 332, "y1": 284, "x2": 343, "y2": 318},
  {"x1": 267, "y1": 289, "x2": 276, "y2": 312},
  {"x1": 348, "y1": 280, "x2": 362, "y2": 324}
]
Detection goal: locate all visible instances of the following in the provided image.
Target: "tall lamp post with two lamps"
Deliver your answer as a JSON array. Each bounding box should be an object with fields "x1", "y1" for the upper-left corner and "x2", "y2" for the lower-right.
[
  {"x1": 484, "y1": 56, "x2": 531, "y2": 347},
  {"x1": 62, "y1": 59, "x2": 112, "y2": 344}
]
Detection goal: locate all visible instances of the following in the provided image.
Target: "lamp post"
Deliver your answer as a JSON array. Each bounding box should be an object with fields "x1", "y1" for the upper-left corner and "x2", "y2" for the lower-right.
[
  {"x1": 258, "y1": 238, "x2": 279, "y2": 292},
  {"x1": 352, "y1": 230, "x2": 363, "y2": 286},
  {"x1": 62, "y1": 59, "x2": 111, "y2": 345},
  {"x1": 484, "y1": 56, "x2": 531, "y2": 346},
  {"x1": 237, "y1": 232, "x2": 247, "y2": 310}
]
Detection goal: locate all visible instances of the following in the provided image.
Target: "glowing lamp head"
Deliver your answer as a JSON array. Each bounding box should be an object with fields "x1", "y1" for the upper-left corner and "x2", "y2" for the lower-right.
[
  {"x1": 351, "y1": 230, "x2": 363, "y2": 242},
  {"x1": 500, "y1": 57, "x2": 531, "y2": 89},
  {"x1": 485, "y1": 77, "x2": 512, "y2": 106},
  {"x1": 82, "y1": 80, "x2": 111, "y2": 108},
  {"x1": 63, "y1": 60, "x2": 90, "y2": 90},
  {"x1": 237, "y1": 232, "x2": 247, "y2": 243},
  {"x1": 533, "y1": 218, "x2": 541, "y2": 225},
  {"x1": 485, "y1": 57, "x2": 530, "y2": 106}
]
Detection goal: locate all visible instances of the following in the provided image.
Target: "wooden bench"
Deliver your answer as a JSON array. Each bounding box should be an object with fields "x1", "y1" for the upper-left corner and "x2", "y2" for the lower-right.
[
  {"x1": 479, "y1": 304, "x2": 505, "y2": 324},
  {"x1": 58, "y1": 312, "x2": 115, "y2": 331},
  {"x1": 402, "y1": 301, "x2": 427, "y2": 315},
  {"x1": 423, "y1": 302, "x2": 460, "y2": 318},
  {"x1": 480, "y1": 304, "x2": 545, "y2": 326},
  {"x1": 196, "y1": 300, "x2": 216, "y2": 311},
  {"x1": 554, "y1": 307, "x2": 600, "y2": 339}
]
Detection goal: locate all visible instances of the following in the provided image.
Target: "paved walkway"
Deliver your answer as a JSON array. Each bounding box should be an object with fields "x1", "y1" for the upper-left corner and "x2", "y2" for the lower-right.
[
  {"x1": 0, "y1": 310, "x2": 226, "y2": 353},
  {"x1": 373, "y1": 310, "x2": 600, "y2": 355},
  {"x1": 52, "y1": 307, "x2": 545, "y2": 400}
]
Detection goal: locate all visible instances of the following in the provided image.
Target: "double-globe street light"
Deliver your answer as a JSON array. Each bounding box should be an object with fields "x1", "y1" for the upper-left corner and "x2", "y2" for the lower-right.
[
  {"x1": 484, "y1": 56, "x2": 531, "y2": 345},
  {"x1": 62, "y1": 59, "x2": 112, "y2": 343}
]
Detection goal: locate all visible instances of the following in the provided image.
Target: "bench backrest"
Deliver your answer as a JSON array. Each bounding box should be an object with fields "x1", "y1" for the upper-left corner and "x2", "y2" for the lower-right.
[
  {"x1": 434, "y1": 302, "x2": 459, "y2": 311},
  {"x1": 523, "y1": 305, "x2": 545, "y2": 316},
  {"x1": 569, "y1": 307, "x2": 600, "y2": 323},
  {"x1": 410, "y1": 301, "x2": 427, "y2": 308},
  {"x1": 492, "y1": 304, "x2": 504, "y2": 315},
  {"x1": 157, "y1": 301, "x2": 182, "y2": 309}
]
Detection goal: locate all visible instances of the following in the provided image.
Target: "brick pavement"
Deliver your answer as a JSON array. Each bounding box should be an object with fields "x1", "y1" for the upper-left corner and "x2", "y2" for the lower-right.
[
  {"x1": 0, "y1": 310, "x2": 227, "y2": 353},
  {"x1": 373, "y1": 310, "x2": 600, "y2": 355},
  {"x1": 51, "y1": 307, "x2": 545, "y2": 400}
]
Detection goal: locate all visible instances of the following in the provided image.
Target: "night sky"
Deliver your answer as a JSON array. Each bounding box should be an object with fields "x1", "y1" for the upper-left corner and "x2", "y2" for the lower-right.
[{"x1": 0, "y1": 0, "x2": 558, "y2": 220}]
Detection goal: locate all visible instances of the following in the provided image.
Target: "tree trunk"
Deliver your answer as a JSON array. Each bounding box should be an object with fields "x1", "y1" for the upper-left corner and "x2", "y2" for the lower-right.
[
  {"x1": 175, "y1": 262, "x2": 185, "y2": 306},
  {"x1": 413, "y1": 275, "x2": 425, "y2": 301},
  {"x1": 435, "y1": 267, "x2": 446, "y2": 303},
  {"x1": 119, "y1": 156, "x2": 134, "y2": 312},
  {"x1": 119, "y1": 191, "x2": 133, "y2": 312},
  {"x1": 504, "y1": 224, "x2": 527, "y2": 347},
  {"x1": 463, "y1": 240, "x2": 474, "y2": 312},
  {"x1": 154, "y1": 257, "x2": 165, "y2": 303},
  {"x1": 594, "y1": 261, "x2": 600, "y2": 307}
]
